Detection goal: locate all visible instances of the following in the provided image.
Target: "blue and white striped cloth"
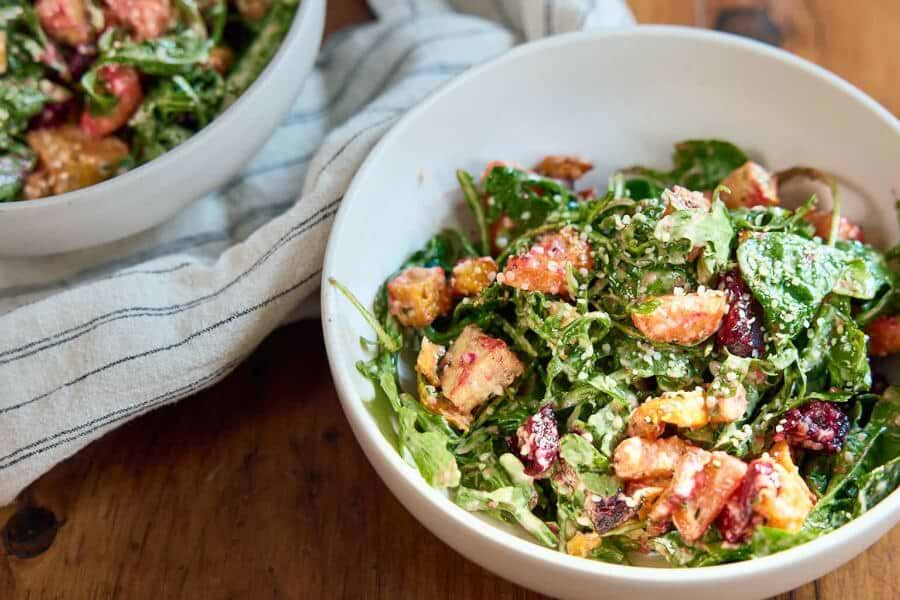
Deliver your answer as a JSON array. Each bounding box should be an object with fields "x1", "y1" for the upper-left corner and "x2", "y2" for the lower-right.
[{"x1": 0, "y1": 0, "x2": 634, "y2": 503}]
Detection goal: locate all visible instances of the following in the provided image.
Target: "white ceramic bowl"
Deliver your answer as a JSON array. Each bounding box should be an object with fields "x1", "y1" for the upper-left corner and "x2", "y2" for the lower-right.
[
  {"x1": 322, "y1": 27, "x2": 900, "y2": 600},
  {"x1": 0, "y1": 0, "x2": 325, "y2": 256}
]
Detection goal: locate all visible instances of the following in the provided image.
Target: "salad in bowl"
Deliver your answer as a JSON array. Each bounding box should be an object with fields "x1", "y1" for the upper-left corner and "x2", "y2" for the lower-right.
[
  {"x1": 0, "y1": 0, "x2": 299, "y2": 202},
  {"x1": 333, "y1": 139, "x2": 900, "y2": 567}
]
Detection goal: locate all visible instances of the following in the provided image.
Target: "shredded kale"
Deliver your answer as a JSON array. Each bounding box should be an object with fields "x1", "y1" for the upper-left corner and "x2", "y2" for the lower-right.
[{"x1": 333, "y1": 139, "x2": 900, "y2": 567}]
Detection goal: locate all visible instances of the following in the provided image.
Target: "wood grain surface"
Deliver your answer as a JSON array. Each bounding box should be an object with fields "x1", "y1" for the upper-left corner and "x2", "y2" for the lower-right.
[{"x1": 3, "y1": 1, "x2": 899, "y2": 599}]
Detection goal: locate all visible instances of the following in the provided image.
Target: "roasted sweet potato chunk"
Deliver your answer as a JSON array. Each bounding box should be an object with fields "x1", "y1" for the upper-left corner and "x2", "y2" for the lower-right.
[
  {"x1": 753, "y1": 441, "x2": 816, "y2": 532},
  {"x1": 716, "y1": 460, "x2": 778, "y2": 543},
  {"x1": 533, "y1": 155, "x2": 593, "y2": 181},
  {"x1": 613, "y1": 436, "x2": 686, "y2": 481},
  {"x1": 415, "y1": 337, "x2": 472, "y2": 430},
  {"x1": 104, "y1": 0, "x2": 172, "y2": 41},
  {"x1": 204, "y1": 45, "x2": 236, "y2": 75},
  {"x1": 566, "y1": 532, "x2": 602, "y2": 557},
  {"x1": 439, "y1": 325, "x2": 523, "y2": 415},
  {"x1": 387, "y1": 266, "x2": 452, "y2": 328},
  {"x1": 25, "y1": 125, "x2": 129, "y2": 197},
  {"x1": 628, "y1": 390, "x2": 708, "y2": 439},
  {"x1": 36, "y1": 0, "x2": 93, "y2": 46},
  {"x1": 631, "y1": 291, "x2": 727, "y2": 345},
  {"x1": 720, "y1": 161, "x2": 779, "y2": 209},
  {"x1": 646, "y1": 446, "x2": 710, "y2": 523},
  {"x1": 709, "y1": 382, "x2": 748, "y2": 424},
  {"x1": 417, "y1": 378, "x2": 472, "y2": 431},
  {"x1": 451, "y1": 257, "x2": 497, "y2": 297},
  {"x1": 415, "y1": 338, "x2": 445, "y2": 386},
  {"x1": 629, "y1": 384, "x2": 747, "y2": 440},
  {"x1": 804, "y1": 210, "x2": 864, "y2": 242},
  {"x1": 499, "y1": 226, "x2": 592, "y2": 298},
  {"x1": 672, "y1": 452, "x2": 748, "y2": 542},
  {"x1": 662, "y1": 185, "x2": 710, "y2": 214},
  {"x1": 867, "y1": 315, "x2": 900, "y2": 357}
]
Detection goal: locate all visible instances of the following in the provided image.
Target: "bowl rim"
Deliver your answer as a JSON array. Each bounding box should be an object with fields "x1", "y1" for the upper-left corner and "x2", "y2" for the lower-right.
[
  {"x1": 322, "y1": 25, "x2": 900, "y2": 583},
  {"x1": 0, "y1": 0, "x2": 318, "y2": 213}
]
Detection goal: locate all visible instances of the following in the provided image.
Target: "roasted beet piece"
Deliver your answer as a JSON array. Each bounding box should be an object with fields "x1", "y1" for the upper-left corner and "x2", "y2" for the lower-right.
[
  {"x1": 716, "y1": 461, "x2": 777, "y2": 544},
  {"x1": 774, "y1": 401, "x2": 849, "y2": 454},
  {"x1": 68, "y1": 43, "x2": 97, "y2": 79},
  {"x1": 515, "y1": 404, "x2": 559, "y2": 476},
  {"x1": 717, "y1": 269, "x2": 766, "y2": 358},
  {"x1": 30, "y1": 99, "x2": 76, "y2": 129},
  {"x1": 867, "y1": 315, "x2": 900, "y2": 357},
  {"x1": 80, "y1": 65, "x2": 143, "y2": 137},
  {"x1": 587, "y1": 493, "x2": 635, "y2": 534}
]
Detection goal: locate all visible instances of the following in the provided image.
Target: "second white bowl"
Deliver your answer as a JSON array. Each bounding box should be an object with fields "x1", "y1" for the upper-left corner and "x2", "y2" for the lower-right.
[{"x1": 0, "y1": 0, "x2": 325, "y2": 256}]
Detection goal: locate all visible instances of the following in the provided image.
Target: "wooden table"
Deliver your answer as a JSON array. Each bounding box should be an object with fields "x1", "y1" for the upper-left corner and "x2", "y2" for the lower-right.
[{"x1": 3, "y1": 2, "x2": 899, "y2": 599}]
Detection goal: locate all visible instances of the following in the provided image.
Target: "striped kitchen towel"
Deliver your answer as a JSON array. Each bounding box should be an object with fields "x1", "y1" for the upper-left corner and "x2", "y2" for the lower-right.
[{"x1": 0, "y1": 0, "x2": 634, "y2": 503}]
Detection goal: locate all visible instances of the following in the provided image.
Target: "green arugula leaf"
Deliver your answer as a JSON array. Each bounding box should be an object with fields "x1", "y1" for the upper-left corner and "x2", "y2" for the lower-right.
[
  {"x1": 457, "y1": 169, "x2": 489, "y2": 256},
  {"x1": 854, "y1": 456, "x2": 900, "y2": 515},
  {"x1": 617, "y1": 337, "x2": 699, "y2": 386},
  {"x1": 398, "y1": 404, "x2": 461, "y2": 489},
  {"x1": 403, "y1": 229, "x2": 478, "y2": 272},
  {"x1": 655, "y1": 198, "x2": 734, "y2": 282},
  {"x1": 224, "y1": 0, "x2": 301, "y2": 106},
  {"x1": 727, "y1": 196, "x2": 817, "y2": 236},
  {"x1": 558, "y1": 434, "x2": 620, "y2": 496},
  {"x1": 482, "y1": 166, "x2": 572, "y2": 242},
  {"x1": 580, "y1": 394, "x2": 635, "y2": 458},
  {"x1": 92, "y1": 28, "x2": 213, "y2": 76},
  {"x1": 669, "y1": 140, "x2": 749, "y2": 190},
  {"x1": 130, "y1": 67, "x2": 225, "y2": 162},
  {"x1": 833, "y1": 240, "x2": 893, "y2": 300},
  {"x1": 0, "y1": 76, "x2": 47, "y2": 151},
  {"x1": 799, "y1": 302, "x2": 871, "y2": 392},
  {"x1": 0, "y1": 151, "x2": 36, "y2": 202},
  {"x1": 455, "y1": 485, "x2": 558, "y2": 547},
  {"x1": 624, "y1": 140, "x2": 748, "y2": 193}
]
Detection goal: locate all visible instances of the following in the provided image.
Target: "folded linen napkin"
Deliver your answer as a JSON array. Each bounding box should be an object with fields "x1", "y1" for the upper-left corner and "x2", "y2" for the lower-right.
[{"x1": 0, "y1": 0, "x2": 634, "y2": 504}]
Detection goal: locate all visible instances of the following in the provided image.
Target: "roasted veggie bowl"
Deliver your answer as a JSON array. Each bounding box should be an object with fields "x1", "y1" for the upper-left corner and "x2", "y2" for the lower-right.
[
  {"x1": 332, "y1": 139, "x2": 900, "y2": 567},
  {"x1": 0, "y1": 0, "x2": 301, "y2": 202}
]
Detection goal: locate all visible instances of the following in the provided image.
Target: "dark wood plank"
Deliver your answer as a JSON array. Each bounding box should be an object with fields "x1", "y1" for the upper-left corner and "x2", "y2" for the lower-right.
[
  {"x1": 628, "y1": 0, "x2": 695, "y2": 25},
  {"x1": 1, "y1": 321, "x2": 545, "y2": 600},
  {"x1": 700, "y1": 0, "x2": 900, "y2": 115}
]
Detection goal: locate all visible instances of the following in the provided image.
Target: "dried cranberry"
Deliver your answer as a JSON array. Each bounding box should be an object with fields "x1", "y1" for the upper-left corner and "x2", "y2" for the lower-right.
[
  {"x1": 774, "y1": 401, "x2": 849, "y2": 453},
  {"x1": 68, "y1": 44, "x2": 97, "y2": 79},
  {"x1": 515, "y1": 404, "x2": 559, "y2": 476},
  {"x1": 586, "y1": 493, "x2": 635, "y2": 533},
  {"x1": 716, "y1": 460, "x2": 777, "y2": 543},
  {"x1": 30, "y1": 99, "x2": 76, "y2": 129},
  {"x1": 717, "y1": 269, "x2": 766, "y2": 358}
]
